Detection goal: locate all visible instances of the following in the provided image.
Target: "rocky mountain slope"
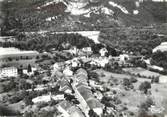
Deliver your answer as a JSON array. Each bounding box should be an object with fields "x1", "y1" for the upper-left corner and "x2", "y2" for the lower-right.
[{"x1": 1, "y1": 0, "x2": 167, "y2": 34}]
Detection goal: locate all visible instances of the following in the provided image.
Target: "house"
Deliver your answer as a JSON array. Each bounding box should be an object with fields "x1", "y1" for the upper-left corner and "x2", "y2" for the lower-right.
[
  {"x1": 32, "y1": 94, "x2": 64, "y2": 104},
  {"x1": 82, "y1": 47, "x2": 92, "y2": 53},
  {"x1": 159, "y1": 75, "x2": 167, "y2": 83},
  {"x1": 87, "y1": 98, "x2": 103, "y2": 115},
  {"x1": 59, "y1": 79, "x2": 72, "y2": 94},
  {"x1": 75, "y1": 68, "x2": 88, "y2": 84},
  {"x1": 119, "y1": 54, "x2": 130, "y2": 65},
  {"x1": 153, "y1": 42, "x2": 167, "y2": 53},
  {"x1": 0, "y1": 47, "x2": 39, "y2": 68},
  {"x1": 32, "y1": 95, "x2": 51, "y2": 104},
  {"x1": 72, "y1": 84, "x2": 90, "y2": 117},
  {"x1": 93, "y1": 57, "x2": 109, "y2": 67},
  {"x1": 76, "y1": 68, "x2": 88, "y2": 77},
  {"x1": 76, "y1": 74, "x2": 88, "y2": 85},
  {"x1": 63, "y1": 67, "x2": 73, "y2": 77},
  {"x1": 57, "y1": 100, "x2": 85, "y2": 117},
  {"x1": 82, "y1": 47, "x2": 93, "y2": 56},
  {"x1": 76, "y1": 83, "x2": 103, "y2": 116},
  {"x1": 99, "y1": 48, "x2": 108, "y2": 57},
  {"x1": 69, "y1": 46, "x2": 78, "y2": 56},
  {"x1": 23, "y1": 67, "x2": 37, "y2": 76},
  {"x1": 71, "y1": 59, "x2": 80, "y2": 68},
  {"x1": 0, "y1": 67, "x2": 18, "y2": 77},
  {"x1": 53, "y1": 62, "x2": 65, "y2": 71}
]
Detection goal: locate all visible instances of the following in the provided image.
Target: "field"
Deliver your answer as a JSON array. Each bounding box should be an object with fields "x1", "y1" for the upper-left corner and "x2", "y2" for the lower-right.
[
  {"x1": 95, "y1": 69, "x2": 167, "y2": 116},
  {"x1": 123, "y1": 67, "x2": 160, "y2": 78}
]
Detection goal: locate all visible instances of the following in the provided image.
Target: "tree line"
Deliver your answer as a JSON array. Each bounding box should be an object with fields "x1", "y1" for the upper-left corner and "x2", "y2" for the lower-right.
[{"x1": 0, "y1": 33, "x2": 95, "y2": 52}]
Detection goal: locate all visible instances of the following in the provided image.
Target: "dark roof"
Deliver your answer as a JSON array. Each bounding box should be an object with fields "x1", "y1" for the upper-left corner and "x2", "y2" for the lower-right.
[
  {"x1": 77, "y1": 85, "x2": 94, "y2": 100},
  {"x1": 59, "y1": 79, "x2": 72, "y2": 92}
]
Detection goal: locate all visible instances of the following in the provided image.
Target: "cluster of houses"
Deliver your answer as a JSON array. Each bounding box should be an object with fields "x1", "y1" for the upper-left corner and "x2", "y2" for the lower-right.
[
  {"x1": 54, "y1": 68, "x2": 104, "y2": 117},
  {"x1": 53, "y1": 45, "x2": 133, "y2": 74},
  {"x1": 73, "y1": 69, "x2": 103, "y2": 116},
  {"x1": 32, "y1": 66, "x2": 104, "y2": 117}
]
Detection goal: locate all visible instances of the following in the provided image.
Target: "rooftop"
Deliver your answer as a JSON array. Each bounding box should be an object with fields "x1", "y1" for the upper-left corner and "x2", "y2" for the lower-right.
[{"x1": 0, "y1": 47, "x2": 38, "y2": 57}]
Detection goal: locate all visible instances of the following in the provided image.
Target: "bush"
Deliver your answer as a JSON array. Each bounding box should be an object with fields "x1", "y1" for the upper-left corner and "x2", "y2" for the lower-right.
[
  {"x1": 37, "y1": 102, "x2": 49, "y2": 109},
  {"x1": 9, "y1": 95, "x2": 22, "y2": 104},
  {"x1": 151, "y1": 77, "x2": 159, "y2": 83},
  {"x1": 24, "y1": 97, "x2": 33, "y2": 105},
  {"x1": 100, "y1": 72, "x2": 106, "y2": 77},
  {"x1": 139, "y1": 98, "x2": 154, "y2": 112},
  {"x1": 123, "y1": 78, "x2": 134, "y2": 89},
  {"x1": 3, "y1": 79, "x2": 17, "y2": 92},
  {"x1": 130, "y1": 77, "x2": 138, "y2": 83},
  {"x1": 88, "y1": 109, "x2": 99, "y2": 117},
  {"x1": 151, "y1": 51, "x2": 167, "y2": 69},
  {"x1": 139, "y1": 81, "x2": 151, "y2": 94},
  {"x1": 123, "y1": 78, "x2": 131, "y2": 86}
]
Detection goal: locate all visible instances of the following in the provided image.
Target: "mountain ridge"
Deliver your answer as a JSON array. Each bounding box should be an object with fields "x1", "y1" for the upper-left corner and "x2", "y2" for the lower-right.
[{"x1": 1, "y1": 0, "x2": 167, "y2": 35}]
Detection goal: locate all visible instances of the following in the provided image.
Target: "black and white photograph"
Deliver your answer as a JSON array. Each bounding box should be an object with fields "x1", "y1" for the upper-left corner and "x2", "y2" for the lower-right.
[{"x1": 0, "y1": 0, "x2": 167, "y2": 117}]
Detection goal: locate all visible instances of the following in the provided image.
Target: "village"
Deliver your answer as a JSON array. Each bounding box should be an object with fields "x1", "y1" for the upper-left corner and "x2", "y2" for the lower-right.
[
  {"x1": 0, "y1": 0, "x2": 167, "y2": 116},
  {"x1": 0, "y1": 31, "x2": 167, "y2": 117}
]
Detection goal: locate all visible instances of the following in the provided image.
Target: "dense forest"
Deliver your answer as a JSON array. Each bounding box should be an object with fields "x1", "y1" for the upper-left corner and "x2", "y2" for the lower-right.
[
  {"x1": 1, "y1": 0, "x2": 68, "y2": 35},
  {"x1": 0, "y1": 33, "x2": 95, "y2": 52},
  {"x1": 151, "y1": 51, "x2": 167, "y2": 69},
  {"x1": 100, "y1": 27, "x2": 167, "y2": 57},
  {"x1": 1, "y1": 0, "x2": 167, "y2": 36}
]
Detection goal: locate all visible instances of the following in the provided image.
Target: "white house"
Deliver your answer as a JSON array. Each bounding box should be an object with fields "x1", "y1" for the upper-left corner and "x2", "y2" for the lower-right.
[
  {"x1": 99, "y1": 48, "x2": 108, "y2": 57},
  {"x1": 93, "y1": 57, "x2": 109, "y2": 67},
  {"x1": 119, "y1": 54, "x2": 130, "y2": 65},
  {"x1": 63, "y1": 67, "x2": 73, "y2": 77},
  {"x1": 32, "y1": 95, "x2": 52, "y2": 104},
  {"x1": 82, "y1": 47, "x2": 93, "y2": 55},
  {"x1": 32, "y1": 94, "x2": 64, "y2": 104},
  {"x1": 153, "y1": 42, "x2": 167, "y2": 53},
  {"x1": 159, "y1": 76, "x2": 167, "y2": 83},
  {"x1": 0, "y1": 67, "x2": 18, "y2": 77}
]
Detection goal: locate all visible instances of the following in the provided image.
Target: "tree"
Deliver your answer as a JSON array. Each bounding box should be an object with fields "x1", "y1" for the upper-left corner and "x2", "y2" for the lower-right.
[
  {"x1": 138, "y1": 98, "x2": 155, "y2": 117},
  {"x1": 27, "y1": 64, "x2": 32, "y2": 73},
  {"x1": 123, "y1": 78, "x2": 134, "y2": 89},
  {"x1": 151, "y1": 77, "x2": 159, "y2": 83},
  {"x1": 19, "y1": 79, "x2": 31, "y2": 90},
  {"x1": 139, "y1": 81, "x2": 151, "y2": 94},
  {"x1": 24, "y1": 96, "x2": 33, "y2": 106},
  {"x1": 0, "y1": 105, "x2": 21, "y2": 116},
  {"x1": 123, "y1": 78, "x2": 131, "y2": 86},
  {"x1": 88, "y1": 109, "x2": 99, "y2": 117},
  {"x1": 151, "y1": 51, "x2": 167, "y2": 69},
  {"x1": 130, "y1": 77, "x2": 138, "y2": 83}
]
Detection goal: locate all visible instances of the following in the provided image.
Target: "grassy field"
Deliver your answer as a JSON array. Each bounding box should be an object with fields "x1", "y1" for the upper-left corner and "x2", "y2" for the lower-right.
[
  {"x1": 123, "y1": 67, "x2": 160, "y2": 78},
  {"x1": 95, "y1": 69, "x2": 167, "y2": 116}
]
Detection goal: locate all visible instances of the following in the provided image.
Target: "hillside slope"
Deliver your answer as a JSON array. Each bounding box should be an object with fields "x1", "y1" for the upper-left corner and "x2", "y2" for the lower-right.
[{"x1": 1, "y1": 0, "x2": 167, "y2": 35}]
